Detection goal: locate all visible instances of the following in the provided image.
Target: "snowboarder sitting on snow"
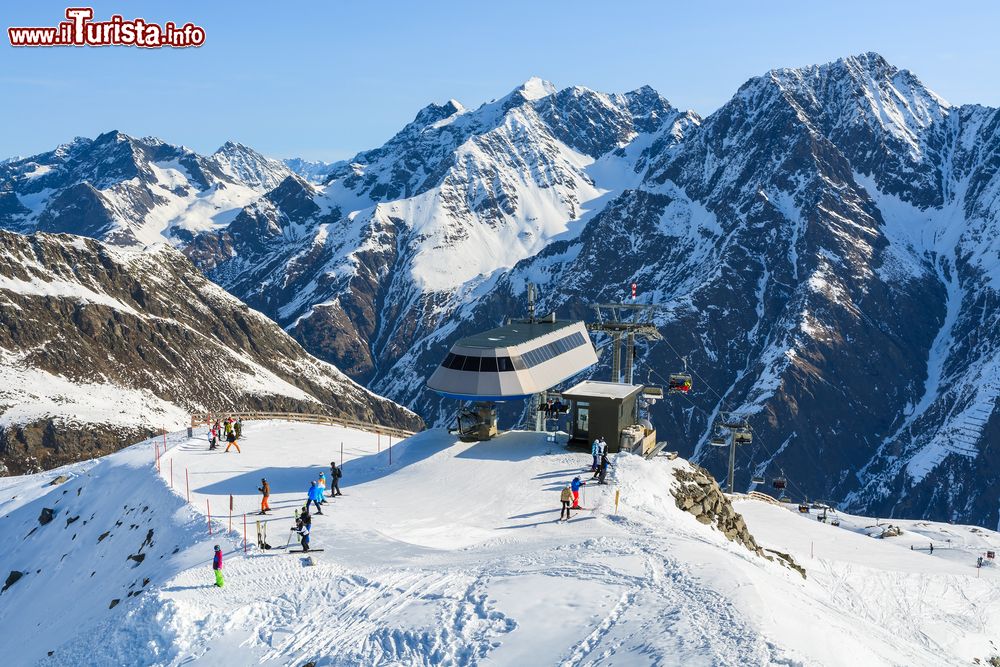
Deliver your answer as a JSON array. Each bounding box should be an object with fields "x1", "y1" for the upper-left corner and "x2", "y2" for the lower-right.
[
  {"x1": 212, "y1": 545, "x2": 224, "y2": 587},
  {"x1": 560, "y1": 484, "x2": 572, "y2": 520},
  {"x1": 570, "y1": 477, "x2": 585, "y2": 508},
  {"x1": 306, "y1": 481, "x2": 323, "y2": 514},
  {"x1": 258, "y1": 478, "x2": 270, "y2": 514},
  {"x1": 329, "y1": 461, "x2": 343, "y2": 497}
]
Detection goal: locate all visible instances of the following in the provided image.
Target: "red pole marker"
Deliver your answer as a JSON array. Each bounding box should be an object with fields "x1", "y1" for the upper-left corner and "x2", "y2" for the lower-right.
[
  {"x1": 207, "y1": 499, "x2": 212, "y2": 535},
  {"x1": 631, "y1": 282, "x2": 637, "y2": 300}
]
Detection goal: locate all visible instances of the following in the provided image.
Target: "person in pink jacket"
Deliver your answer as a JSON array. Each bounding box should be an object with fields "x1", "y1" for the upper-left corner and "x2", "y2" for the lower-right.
[{"x1": 212, "y1": 545, "x2": 224, "y2": 587}]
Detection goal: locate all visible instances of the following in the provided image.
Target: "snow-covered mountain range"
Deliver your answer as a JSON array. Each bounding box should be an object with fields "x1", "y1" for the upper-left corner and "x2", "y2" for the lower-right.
[
  {"x1": 0, "y1": 132, "x2": 295, "y2": 245},
  {"x1": 0, "y1": 230, "x2": 421, "y2": 475},
  {"x1": 1, "y1": 53, "x2": 998, "y2": 528}
]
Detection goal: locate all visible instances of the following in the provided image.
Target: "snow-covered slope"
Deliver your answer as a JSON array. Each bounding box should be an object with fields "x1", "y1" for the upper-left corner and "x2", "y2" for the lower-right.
[
  {"x1": 0, "y1": 422, "x2": 996, "y2": 666},
  {"x1": 0, "y1": 230, "x2": 421, "y2": 475}
]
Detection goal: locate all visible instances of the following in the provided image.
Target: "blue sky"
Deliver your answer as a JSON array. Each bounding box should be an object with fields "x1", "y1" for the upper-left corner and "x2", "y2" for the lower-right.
[{"x1": 2, "y1": 0, "x2": 998, "y2": 161}]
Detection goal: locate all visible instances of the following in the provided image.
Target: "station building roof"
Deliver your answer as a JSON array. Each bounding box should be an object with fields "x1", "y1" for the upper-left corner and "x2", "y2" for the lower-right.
[{"x1": 455, "y1": 319, "x2": 577, "y2": 349}]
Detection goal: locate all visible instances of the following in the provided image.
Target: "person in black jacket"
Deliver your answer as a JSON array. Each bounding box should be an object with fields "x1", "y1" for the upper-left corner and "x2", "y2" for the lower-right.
[
  {"x1": 597, "y1": 452, "x2": 610, "y2": 485},
  {"x1": 329, "y1": 461, "x2": 343, "y2": 497}
]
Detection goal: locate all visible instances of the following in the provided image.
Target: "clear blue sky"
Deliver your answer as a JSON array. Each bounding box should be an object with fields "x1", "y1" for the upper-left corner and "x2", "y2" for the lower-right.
[{"x1": 2, "y1": 0, "x2": 998, "y2": 162}]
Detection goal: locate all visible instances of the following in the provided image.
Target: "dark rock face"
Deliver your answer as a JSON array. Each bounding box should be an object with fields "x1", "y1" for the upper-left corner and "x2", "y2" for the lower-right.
[
  {"x1": 672, "y1": 464, "x2": 762, "y2": 554},
  {"x1": 2, "y1": 570, "x2": 24, "y2": 593},
  {"x1": 0, "y1": 230, "x2": 421, "y2": 475}
]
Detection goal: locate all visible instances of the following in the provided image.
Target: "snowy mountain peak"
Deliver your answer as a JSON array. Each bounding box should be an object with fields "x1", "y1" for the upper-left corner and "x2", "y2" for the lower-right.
[
  {"x1": 207, "y1": 141, "x2": 293, "y2": 192},
  {"x1": 515, "y1": 76, "x2": 558, "y2": 101},
  {"x1": 411, "y1": 99, "x2": 467, "y2": 129},
  {"x1": 282, "y1": 157, "x2": 338, "y2": 184}
]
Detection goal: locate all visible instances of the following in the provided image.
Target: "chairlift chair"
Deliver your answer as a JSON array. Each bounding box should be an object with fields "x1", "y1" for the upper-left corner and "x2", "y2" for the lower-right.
[
  {"x1": 734, "y1": 428, "x2": 752, "y2": 445},
  {"x1": 668, "y1": 356, "x2": 693, "y2": 394},
  {"x1": 710, "y1": 434, "x2": 727, "y2": 446},
  {"x1": 668, "y1": 373, "x2": 693, "y2": 394},
  {"x1": 751, "y1": 475, "x2": 765, "y2": 485},
  {"x1": 772, "y1": 476, "x2": 787, "y2": 491}
]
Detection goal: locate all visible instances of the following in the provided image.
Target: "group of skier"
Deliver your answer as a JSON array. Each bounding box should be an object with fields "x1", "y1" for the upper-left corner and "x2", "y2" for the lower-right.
[
  {"x1": 289, "y1": 464, "x2": 342, "y2": 551},
  {"x1": 558, "y1": 439, "x2": 612, "y2": 521},
  {"x1": 212, "y1": 427, "x2": 615, "y2": 579},
  {"x1": 208, "y1": 417, "x2": 243, "y2": 453},
  {"x1": 212, "y1": 460, "x2": 346, "y2": 577}
]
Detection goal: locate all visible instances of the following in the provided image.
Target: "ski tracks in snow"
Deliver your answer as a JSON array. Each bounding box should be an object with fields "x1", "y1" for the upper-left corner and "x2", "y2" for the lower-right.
[{"x1": 158, "y1": 556, "x2": 516, "y2": 666}]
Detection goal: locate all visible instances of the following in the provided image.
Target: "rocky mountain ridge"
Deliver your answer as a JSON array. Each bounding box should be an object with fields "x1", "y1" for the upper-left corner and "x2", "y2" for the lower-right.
[{"x1": 0, "y1": 230, "x2": 421, "y2": 475}]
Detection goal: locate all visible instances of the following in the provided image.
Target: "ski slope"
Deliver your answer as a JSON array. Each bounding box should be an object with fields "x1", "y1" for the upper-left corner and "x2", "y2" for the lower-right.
[{"x1": 0, "y1": 421, "x2": 997, "y2": 666}]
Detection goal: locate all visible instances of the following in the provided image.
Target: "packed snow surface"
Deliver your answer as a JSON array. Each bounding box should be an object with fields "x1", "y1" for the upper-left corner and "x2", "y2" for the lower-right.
[{"x1": 0, "y1": 421, "x2": 996, "y2": 666}]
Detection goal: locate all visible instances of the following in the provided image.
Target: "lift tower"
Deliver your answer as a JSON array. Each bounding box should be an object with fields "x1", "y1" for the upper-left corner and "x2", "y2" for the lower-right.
[{"x1": 587, "y1": 303, "x2": 662, "y2": 384}]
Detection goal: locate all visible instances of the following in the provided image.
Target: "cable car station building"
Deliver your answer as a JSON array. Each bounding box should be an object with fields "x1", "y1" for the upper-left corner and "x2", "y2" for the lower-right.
[
  {"x1": 559, "y1": 381, "x2": 656, "y2": 454},
  {"x1": 425, "y1": 307, "x2": 658, "y2": 453}
]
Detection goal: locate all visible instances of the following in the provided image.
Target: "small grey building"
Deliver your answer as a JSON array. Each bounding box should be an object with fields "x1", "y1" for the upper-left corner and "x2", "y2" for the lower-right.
[{"x1": 560, "y1": 380, "x2": 645, "y2": 453}]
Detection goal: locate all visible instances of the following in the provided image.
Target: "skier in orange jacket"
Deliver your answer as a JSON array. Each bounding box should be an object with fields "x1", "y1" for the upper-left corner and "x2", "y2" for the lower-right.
[{"x1": 258, "y1": 478, "x2": 270, "y2": 514}]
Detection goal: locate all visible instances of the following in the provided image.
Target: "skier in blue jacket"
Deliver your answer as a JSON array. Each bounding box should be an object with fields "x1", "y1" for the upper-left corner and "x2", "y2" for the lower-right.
[{"x1": 306, "y1": 481, "x2": 323, "y2": 515}]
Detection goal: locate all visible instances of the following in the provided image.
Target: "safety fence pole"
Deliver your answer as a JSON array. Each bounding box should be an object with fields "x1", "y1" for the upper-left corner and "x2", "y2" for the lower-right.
[
  {"x1": 155, "y1": 442, "x2": 160, "y2": 472},
  {"x1": 378, "y1": 433, "x2": 381, "y2": 453},
  {"x1": 185, "y1": 468, "x2": 190, "y2": 503},
  {"x1": 243, "y1": 513, "x2": 248, "y2": 554},
  {"x1": 162, "y1": 429, "x2": 167, "y2": 455},
  {"x1": 229, "y1": 494, "x2": 233, "y2": 533},
  {"x1": 170, "y1": 458, "x2": 173, "y2": 488},
  {"x1": 207, "y1": 499, "x2": 212, "y2": 535},
  {"x1": 341, "y1": 442, "x2": 344, "y2": 468},
  {"x1": 615, "y1": 489, "x2": 620, "y2": 514}
]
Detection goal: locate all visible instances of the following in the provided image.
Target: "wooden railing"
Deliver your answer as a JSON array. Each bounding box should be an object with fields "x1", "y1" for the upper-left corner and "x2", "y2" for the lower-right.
[
  {"x1": 190, "y1": 411, "x2": 418, "y2": 440},
  {"x1": 747, "y1": 490, "x2": 782, "y2": 506}
]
